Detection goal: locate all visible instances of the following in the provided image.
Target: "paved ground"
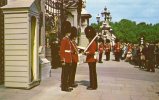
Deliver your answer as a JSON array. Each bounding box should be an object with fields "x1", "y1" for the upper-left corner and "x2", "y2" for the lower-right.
[{"x1": 0, "y1": 56, "x2": 159, "y2": 100}]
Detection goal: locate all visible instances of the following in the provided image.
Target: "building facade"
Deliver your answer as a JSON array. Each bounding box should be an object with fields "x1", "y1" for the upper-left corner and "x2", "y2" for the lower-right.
[{"x1": 79, "y1": 0, "x2": 91, "y2": 47}]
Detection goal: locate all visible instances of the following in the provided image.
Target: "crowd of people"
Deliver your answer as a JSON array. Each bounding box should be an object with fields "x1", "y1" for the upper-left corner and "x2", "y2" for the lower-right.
[
  {"x1": 119, "y1": 42, "x2": 159, "y2": 72},
  {"x1": 97, "y1": 38, "x2": 159, "y2": 72}
]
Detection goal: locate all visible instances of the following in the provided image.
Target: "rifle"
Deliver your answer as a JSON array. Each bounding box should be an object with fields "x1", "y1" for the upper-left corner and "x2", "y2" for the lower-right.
[{"x1": 84, "y1": 34, "x2": 98, "y2": 53}]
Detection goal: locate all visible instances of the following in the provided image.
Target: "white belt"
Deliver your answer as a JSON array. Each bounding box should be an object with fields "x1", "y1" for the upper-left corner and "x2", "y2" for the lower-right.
[{"x1": 65, "y1": 50, "x2": 71, "y2": 53}]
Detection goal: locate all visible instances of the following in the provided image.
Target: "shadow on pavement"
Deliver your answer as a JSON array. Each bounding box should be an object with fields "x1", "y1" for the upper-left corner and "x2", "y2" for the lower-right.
[
  {"x1": 156, "y1": 92, "x2": 159, "y2": 96},
  {"x1": 76, "y1": 80, "x2": 89, "y2": 87}
]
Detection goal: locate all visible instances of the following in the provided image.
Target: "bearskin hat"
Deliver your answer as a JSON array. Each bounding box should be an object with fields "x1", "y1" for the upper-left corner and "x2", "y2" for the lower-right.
[
  {"x1": 70, "y1": 26, "x2": 78, "y2": 39},
  {"x1": 84, "y1": 26, "x2": 96, "y2": 39},
  {"x1": 98, "y1": 37, "x2": 104, "y2": 43},
  {"x1": 115, "y1": 38, "x2": 120, "y2": 43},
  {"x1": 106, "y1": 39, "x2": 110, "y2": 43},
  {"x1": 62, "y1": 21, "x2": 71, "y2": 35}
]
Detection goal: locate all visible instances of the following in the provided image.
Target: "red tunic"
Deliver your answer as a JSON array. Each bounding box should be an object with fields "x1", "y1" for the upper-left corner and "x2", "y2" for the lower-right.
[
  {"x1": 127, "y1": 45, "x2": 132, "y2": 52},
  {"x1": 114, "y1": 43, "x2": 120, "y2": 53},
  {"x1": 71, "y1": 41, "x2": 78, "y2": 63},
  {"x1": 60, "y1": 37, "x2": 72, "y2": 63},
  {"x1": 98, "y1": 43, "x2": 104, "y2": 53},
  {"x1": 104, "y1": 43, "x2": 111, "y2": 52},
  {"x1": 86, "y1": 41, "x2": 97, "y2": 62}
]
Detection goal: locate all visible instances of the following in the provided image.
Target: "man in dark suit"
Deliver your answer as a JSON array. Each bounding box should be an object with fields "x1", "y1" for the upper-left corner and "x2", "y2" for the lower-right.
[
  {"x1": 154, "y1": 42, "x2": 159, "y2": 68},
  {"x1": 146, "y1": 42, "x2": 155, "y2": 72},
  {"x1": 114, "y1": 39, "x2": 120, "y2": 61}
]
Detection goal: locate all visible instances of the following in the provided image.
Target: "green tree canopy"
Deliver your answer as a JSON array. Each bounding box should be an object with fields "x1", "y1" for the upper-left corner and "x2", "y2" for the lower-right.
[{"x1": 91, "y1": 19, "x2": 159, "y2": 43}]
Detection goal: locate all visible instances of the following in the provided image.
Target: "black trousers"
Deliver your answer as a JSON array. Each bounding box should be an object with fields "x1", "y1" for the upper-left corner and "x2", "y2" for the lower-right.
[
  {"x1": 155, "y1": 54, "x2": 159, "y2": 67},
  {"x1": 69, "y1": 62, "x2": 77, "y2": 86},
  {"x1": 147, "y1": 60, "x2": 155, "y2": 72},
  {"x1": 115, "y1": 52, "x2": 120, "y2": 61},
  {"x1": 61, "y1": 63, "x2": 71, "y2": 89},
  {"x1": 105, "y1": 52, "x2": 110, "y2": 60},
  {"x1": 88, "y1": 62, "x2": 97, "y2": 89},
  {"x1": 99, "y1": 53, "x2": 103, "y2": 62}
]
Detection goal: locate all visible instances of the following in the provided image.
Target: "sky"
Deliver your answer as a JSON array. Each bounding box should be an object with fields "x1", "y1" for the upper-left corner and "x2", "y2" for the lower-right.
[{"x1": 86, "y1": 0, "x2": 159, "y2": 24}]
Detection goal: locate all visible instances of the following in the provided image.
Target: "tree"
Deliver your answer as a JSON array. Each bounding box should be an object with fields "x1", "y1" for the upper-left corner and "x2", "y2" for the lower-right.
[
  {"x1": 91, "y1": 19, "x2": 159, "y2": 43},
  {"x1": 91, "y1": 22, "x2": 102, "y2": 32}
]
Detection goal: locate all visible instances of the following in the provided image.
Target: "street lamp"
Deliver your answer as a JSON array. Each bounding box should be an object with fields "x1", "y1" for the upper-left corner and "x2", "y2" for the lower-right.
[
  {"x1": 96, "y1": 14, "x2": 100, "y2": 24},
  {"x1": 109, "y1": 15, "x2": 112, "y2": 22},
  {"x1": 101, "y1": 6, "x2": 110, "y2": 21},
  {"x1": 96, "y1": 14, "x2": 100, "y2": 34}
]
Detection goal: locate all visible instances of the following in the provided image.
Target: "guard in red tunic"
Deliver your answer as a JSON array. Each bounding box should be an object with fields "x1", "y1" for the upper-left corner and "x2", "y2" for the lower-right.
[
  {"x1": 60, "y1": 21, "x2": 72, "y2": 92},
  {"x1": 84, "y1": 26, "x2": 98, "y2": 90},
  {"x1": 104, "y1": 39, "x2": 111, "y2": 61},
  {"x1": 98, "y1": 37, "x2": 104, "y2": 63},
  {"x1": 69, "y1": 26, "x2": 78, "y2": 88},
  {"x1": 114, "y1": 39, "x2": 120, "y2": 61}
]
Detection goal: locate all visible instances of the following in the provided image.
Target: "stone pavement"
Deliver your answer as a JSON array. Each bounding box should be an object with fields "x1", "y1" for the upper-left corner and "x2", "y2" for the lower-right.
[{"x1": 0, "y1": 58, "x2": 159, "y2": 100}]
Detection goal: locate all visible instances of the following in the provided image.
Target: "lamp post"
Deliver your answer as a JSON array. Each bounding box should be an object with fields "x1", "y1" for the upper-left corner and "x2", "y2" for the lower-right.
[
  {"x1": 101, "y1": 6, "x2": 112, "y2": 29},
  {"x1": 96, "y1": 14, "x2": 100, "y2": 24},
  {"x1": 96, "y1": 14, "x2": 100, "y2": 35},
  {"x1": 100, "y1": 6, "x2": 112, "y2": 40},
  {"x1": 101, "y1": 6, "x2": 110, "y2": 22},
  {"x1": 109, "y1": 15, "x2": 112, "y2": 22}
]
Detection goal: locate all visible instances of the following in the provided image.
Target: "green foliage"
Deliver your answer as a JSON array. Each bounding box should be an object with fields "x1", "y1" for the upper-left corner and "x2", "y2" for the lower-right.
[
  {"x1": 47, "y1": 33, "x2": 58, "y2": 44},
  {"x1": 45, "y1": 15, "x2": 56, "y2": 44},
  {"x1": 45, "y1": 15, "x2": 54, "y2": 32},
  {"x1": 91, "y1": 22, "x2": 102, "y2": 32},
  {"x1": 91, "y1": 19, "x2": 159, "y2": 43}
]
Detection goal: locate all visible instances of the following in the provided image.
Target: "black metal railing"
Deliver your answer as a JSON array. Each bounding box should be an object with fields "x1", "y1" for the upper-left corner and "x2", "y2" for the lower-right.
[
  {"x1": 45, "y1": 0, "x2": 82, "y2": 39},
  {"x1": 45, "y1": 0, "x2": 64, "y2": 39}
]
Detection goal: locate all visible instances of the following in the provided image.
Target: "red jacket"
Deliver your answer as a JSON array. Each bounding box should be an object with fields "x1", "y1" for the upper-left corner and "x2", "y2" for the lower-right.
[
  {"x1": 128, "y1": 45, "x2": 132, "y2": 52},
  {"x1": 98, "y1": 43, "x2": 104, "y2": 53},
  {"x1": 71, "y1": 41, "x2": 78, "y2": 63},
  {"x1": 60, "y1": 37, "x2": 72, "y2": 63},
  {"x1": 114, "y1": 43, "x2": 120, "y2": 53},
  {"x1": 86, "y1": 41, "x2": 97, "y2": 62},
  {"x1": 104, "y1": 43, "x2": 111, "y2": 52}
]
